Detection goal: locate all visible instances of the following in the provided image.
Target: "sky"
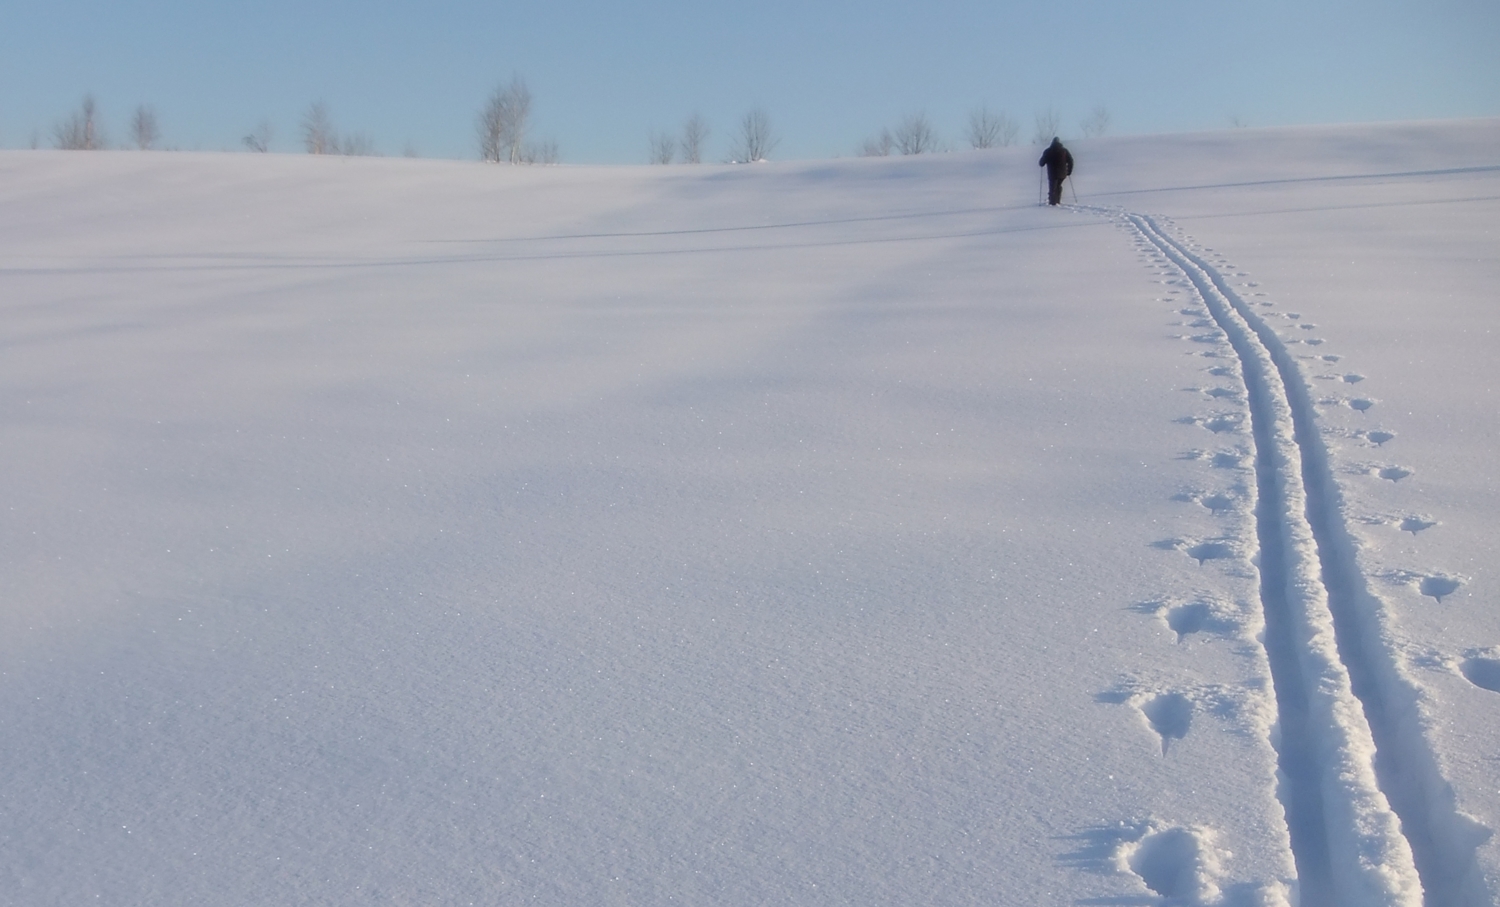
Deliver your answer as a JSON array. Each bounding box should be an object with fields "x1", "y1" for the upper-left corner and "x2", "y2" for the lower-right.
[{"x1": 2, "y1": 0, "x2": 1496, "y2": 163}]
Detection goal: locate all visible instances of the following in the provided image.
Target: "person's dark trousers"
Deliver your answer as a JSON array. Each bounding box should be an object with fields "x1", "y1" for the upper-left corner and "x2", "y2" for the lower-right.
[{"x1": 1048, "y1": 177, "x2": 1064, "y2": 205}]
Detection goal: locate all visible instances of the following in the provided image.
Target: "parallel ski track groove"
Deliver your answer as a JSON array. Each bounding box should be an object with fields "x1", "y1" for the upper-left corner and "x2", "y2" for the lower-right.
[{"x1": 1118, "y1": 210, "x2": 1469, "y2": 906}]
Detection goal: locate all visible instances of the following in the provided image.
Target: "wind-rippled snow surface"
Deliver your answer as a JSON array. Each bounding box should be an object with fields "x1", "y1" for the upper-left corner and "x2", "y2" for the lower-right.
[{"x1": 1, "y1": 119, "x2": 1496, "y2": 906}]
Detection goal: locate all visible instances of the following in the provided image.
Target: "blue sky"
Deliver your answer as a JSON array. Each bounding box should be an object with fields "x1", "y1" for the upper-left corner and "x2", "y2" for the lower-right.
[{"x1": 3, "y1": 0, "x2": 1495, "y2": 162}]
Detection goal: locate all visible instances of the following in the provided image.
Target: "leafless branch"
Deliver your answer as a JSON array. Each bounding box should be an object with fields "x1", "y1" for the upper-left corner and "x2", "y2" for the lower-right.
[
  {"x1": 53, "y1": 94, "x2": 104, "y2": 150},
  {"x1": 648, "y1": 130, "x2": 676, "y2": 164},
  {"x1": 858, "y1": 128, "x2": 893, "y2": 157},
  {"x1": 130, "y1": 105, "x2": 160, "y2": 150},
  {"x1": 680, "y1": 114, "x2": 708, "y2": 164},
  {"x1": 731, "y1": 108, "x2": 777, "y2": 163},
  {"x1": 303, "y1": 102, "x2": 334, "y2": 154},
  {"x1": 1032, "y1": 107, "x2": 1061, "y2": 145},
  {"x1": 478, "y1": 75, "x2": 532, "y2": 163},
  {"x1": 967, "y1": 106, "x2": 1017, "y2": 149},
  {"x1": 1080, "y1": 105, "x2": 1111, "y2": 138},
  {"x1": 893, "y1": 112, "x2": 938, "y2": 155},
  {"x1": 243, "y1": 119, "x2": 273, "y2": 153}
]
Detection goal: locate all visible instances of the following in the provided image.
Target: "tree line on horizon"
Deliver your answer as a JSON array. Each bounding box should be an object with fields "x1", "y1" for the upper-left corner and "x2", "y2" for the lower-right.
[{"x1": 33, "y1": 85, "x2": 1112, "y2": 164}]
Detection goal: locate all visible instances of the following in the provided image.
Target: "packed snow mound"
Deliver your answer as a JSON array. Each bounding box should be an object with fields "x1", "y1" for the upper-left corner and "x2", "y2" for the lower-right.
[{"x1": 1, "y1": 119, "x2": 1497, "y2": 906}]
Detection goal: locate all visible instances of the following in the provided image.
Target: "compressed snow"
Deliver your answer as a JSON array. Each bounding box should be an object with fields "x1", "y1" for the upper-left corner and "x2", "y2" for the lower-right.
[{"x1": 0, "y1": 119, "x2": 1495, "y2": 905}]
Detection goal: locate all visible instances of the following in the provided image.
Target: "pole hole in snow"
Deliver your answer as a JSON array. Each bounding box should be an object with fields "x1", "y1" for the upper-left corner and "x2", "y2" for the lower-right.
[
  {"x1": 1176, "y1": 414, "x2": 1242, "y2": 434},
  {"x1": 1186, "y1": 541, "x2": 1235, "y2": 565},
  {"x1": 1210, "y1": 451, "x2": 1247, "y2": 470},
  {"x1": 1398, "y1": 517, "x2": 1436, "y2": 535},
  {"x1": 1140, "y1": 693, "x2": 1193, "y2": 755},
  {"x1": 1167, "y1": 603, "x2": 1211, "y2": 639},
  {"x1": 1460, "y1": 658, "x2": 1500, "y2": 693},
  {"x1": 1198, "y1": 493, "x2": 1236, "y2": 514},
  {"x1": 1121, "y1": 826, "x2": 1221, "y2": 902},
  {"x1": 1419, "y1": 575, "x2": 1462, "y2": 603}
]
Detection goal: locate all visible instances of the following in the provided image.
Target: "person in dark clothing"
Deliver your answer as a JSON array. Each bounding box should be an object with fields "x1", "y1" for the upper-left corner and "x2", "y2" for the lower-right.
[{"x1": 1038, "y1": 137, "x2": 1074, "y2": 205}]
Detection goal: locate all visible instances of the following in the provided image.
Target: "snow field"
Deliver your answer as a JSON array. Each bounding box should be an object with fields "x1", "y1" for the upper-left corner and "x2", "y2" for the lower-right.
[{"x1": 1, "y1": 119, "x2": 1497, "y2": 905}]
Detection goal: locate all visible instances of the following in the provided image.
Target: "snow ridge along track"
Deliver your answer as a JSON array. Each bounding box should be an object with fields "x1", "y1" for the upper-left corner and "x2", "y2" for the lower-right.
[{"x1": 1114, "y1": 210, "x2": 1492, "y2": 907}]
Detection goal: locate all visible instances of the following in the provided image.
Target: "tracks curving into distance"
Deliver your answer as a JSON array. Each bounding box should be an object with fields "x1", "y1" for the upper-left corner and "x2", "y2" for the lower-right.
[{"x1": 1110, "y1": 209, "x2": 1490, "y2": 907}]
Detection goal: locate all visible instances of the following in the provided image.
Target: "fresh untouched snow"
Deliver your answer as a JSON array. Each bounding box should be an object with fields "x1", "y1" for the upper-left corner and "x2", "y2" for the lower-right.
[{"x1": 0, "y1": 119, "x2": 1496, "y2": 907}]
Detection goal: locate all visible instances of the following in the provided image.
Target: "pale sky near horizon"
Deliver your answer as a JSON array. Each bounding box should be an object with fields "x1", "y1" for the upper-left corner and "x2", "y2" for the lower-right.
[{"x1": 3, "y1": 0, "x2": 1495, "y2": 163}]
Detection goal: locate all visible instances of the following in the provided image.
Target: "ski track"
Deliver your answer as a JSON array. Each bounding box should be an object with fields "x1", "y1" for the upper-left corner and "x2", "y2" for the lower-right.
[{"x1": 1099, "y1": 207, "x2": 1491, "y2": 907}]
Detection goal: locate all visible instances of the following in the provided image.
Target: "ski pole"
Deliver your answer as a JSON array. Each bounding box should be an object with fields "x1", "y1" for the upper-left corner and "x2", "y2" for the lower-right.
[
  {"x1": 1069, "y1": 175, "x2": 1078, "y2": 203},
  {"x1": 1038, "y1": 168, "x2": 1044, "y2": 206}
]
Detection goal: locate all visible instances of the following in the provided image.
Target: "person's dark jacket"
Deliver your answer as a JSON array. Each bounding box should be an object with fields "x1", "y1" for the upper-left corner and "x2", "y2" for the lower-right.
[{"x1": 1038, "y1": 139, "x2": 1073, "y2": 178}]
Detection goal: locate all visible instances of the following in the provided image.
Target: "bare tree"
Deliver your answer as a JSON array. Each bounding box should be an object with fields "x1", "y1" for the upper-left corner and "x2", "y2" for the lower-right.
[
  {"x1": 1080, "y1": 105, "x2": 1111, "y2": 138},
  {"x1": 519, "y1": 140, "x2": 559, "y2": 164},
  {"x1": 648, "y1": 130, "x2": 675, "y2": 164},
  {"x1": 858, "y1": 128, "x2": 894, "y2": 157},
  {"x1": 1032, "y1": 106, "x2": 1061, "y2": 145},
  {"x1": 731, "y1": 108, "x2": 777, "y2": 163},
  {"x1": 477, "y1": 75, "x2": 532, "y2": 163},
  {"x1": 300, "y1": 103, "x2": 376, "y2": 155},
  {"x1": 129, "y1": 105, "x2": 160, "y2": 150},
  {"x1": 342, "y1": 132, "x2": 378, "y2": 155},
  {"x1": 243, "y1": 119, "x2": 273, "y2": 152},
  {"x1": 893, "y1": 112, "x2": 939, "y2": 155},
  {"x1": 53, "y1": 94, "x2": 104, "y2": 150},
  {"x1": 967, "y1": 106, "x2": 1018, "y2": 149},
  {"x1": 680, "y1": 114, "x2": 708, "y2": 164},
  {"x1": 303, "y1": 102, "x2": 335, "y2": 154}
]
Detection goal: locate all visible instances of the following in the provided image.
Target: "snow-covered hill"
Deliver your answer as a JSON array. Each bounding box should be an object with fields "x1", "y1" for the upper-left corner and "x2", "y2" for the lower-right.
[{"x1": 1, "y1": 120, "x2": 1496, "y2": 906}]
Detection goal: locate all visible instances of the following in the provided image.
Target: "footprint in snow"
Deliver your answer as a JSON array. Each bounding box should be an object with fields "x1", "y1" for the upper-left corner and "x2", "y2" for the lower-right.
[
  {"x1": 1460, "y1": 656, "x2": 1500, "y2": 694},
  {"x1": 1349, "y1": 398, "x2": 1376, "y2": 412},
  {"x1": 1304, "y1": 338, "x2": 1325, "y2": 346},
  {"x1": 1299, "y1": 323, "x2": 1318, "y2": 330},
  {"x1": 1207, "y1": 365, "x2": 1238, "y2": 379},
  {"x1": 1321, "y1": 354, "x2": 1342, "y2": 363},
  {"x1": 1365, "y1": 430, "x2": 1396, "y2": 446},
  {"x1": 1342, "y1": 374, "x2": 1365, "y2": 384},
  {"x1": 1377, "y1": 466, "x2": 1413, "y2": 482}
]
